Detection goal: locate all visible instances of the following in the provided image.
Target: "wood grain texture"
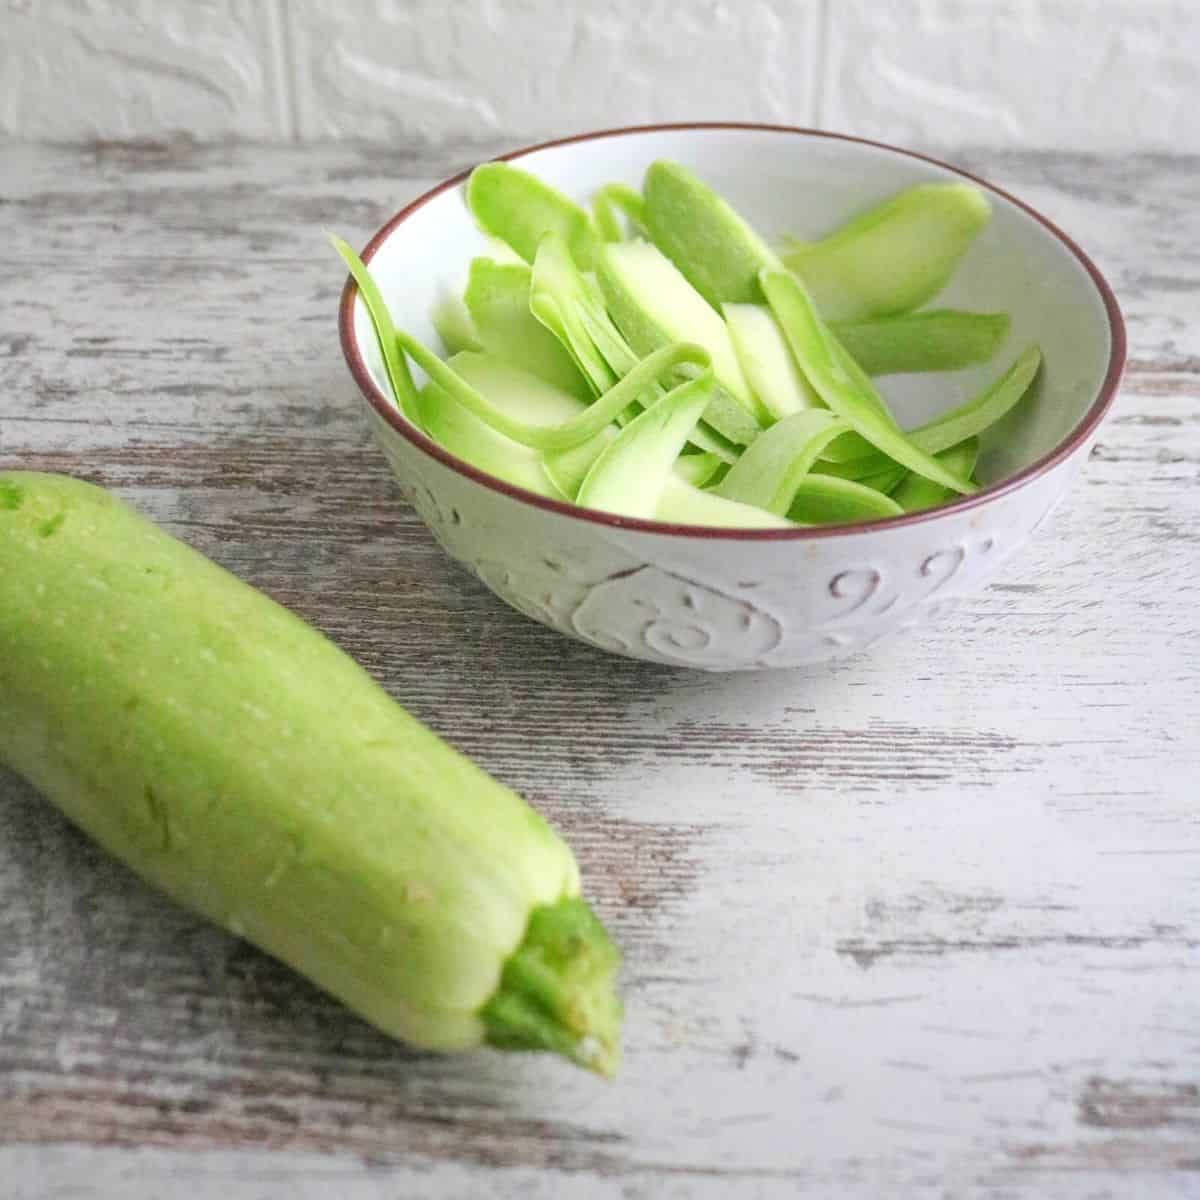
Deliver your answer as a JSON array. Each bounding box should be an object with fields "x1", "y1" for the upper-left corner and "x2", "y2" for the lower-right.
[{"x1": 1, "y1": 141, "x2": 1198, "y2": 1199}]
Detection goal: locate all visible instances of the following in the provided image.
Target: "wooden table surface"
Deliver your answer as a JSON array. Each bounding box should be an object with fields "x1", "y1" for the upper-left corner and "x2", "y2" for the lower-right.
[{"x1": 1, "y1": 141, "x2": 1197, "y2": 1199}]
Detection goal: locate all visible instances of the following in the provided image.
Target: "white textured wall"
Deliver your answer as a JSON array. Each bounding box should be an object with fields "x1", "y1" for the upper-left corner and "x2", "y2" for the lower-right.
[{"x1": 1, "y1": 0, "x2": 1197, "y2": 150}]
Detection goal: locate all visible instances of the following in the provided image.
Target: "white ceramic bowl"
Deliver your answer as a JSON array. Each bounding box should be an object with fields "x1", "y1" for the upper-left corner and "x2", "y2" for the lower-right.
[{"x1": 339, "y1": 124, "x2": 1124, "y2": 671}]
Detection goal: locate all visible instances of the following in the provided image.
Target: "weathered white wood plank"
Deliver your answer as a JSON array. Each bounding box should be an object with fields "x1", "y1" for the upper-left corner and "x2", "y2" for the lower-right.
[{"x1": 0, "y1": 141, "x2": 1197, "y2": 1198}]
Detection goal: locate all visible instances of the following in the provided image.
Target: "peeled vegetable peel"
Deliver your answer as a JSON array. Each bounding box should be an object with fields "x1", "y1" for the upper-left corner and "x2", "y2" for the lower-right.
[
  {"x1": 642, "y1": 159, "x2": 781, "y2": 307},
  {"x1": 788, "y1": 473, "x2": 905, "y2": 524},
  {"x1": 593, "y1": 183, "x2": 647, "y2": 242},
  {"x1": 817, "y1": 345, "x2": 1042, "y2": 476},
  {"x1": 598, "y1": 239, "x2": 770, "y2": 436},
  {"x1": 576, "y1": 372, "x2": 716, "y2": 518},
  {"x1": 724, "y1": 302, "x2": 821, "y2": 419},
  {"x1": 467, "y1": 162, "x2": 601, "y2": 271},
  {"x1": 331, "y1": 234, "x2": 420, "y2": 422},
  {"x1": 336, "y1": 157, "x2": 1042, "y2": 530},
  {"x1": 714, "y1": 409, "x2": 850, "y2": 515},
  {"x1": 831, "y1": 310, "x2": 1011, "y2": 376},
  {"x1": 781, "y1": 182, "x2": 992, "y2": 321},
  {"x1": 893, "y1": 438, "x2": 982, "y2": 513},
  {"x1": 760, "y1": 270, "x2": 977, "y2": 495},
  {"x1": 465, "y1": 257, "x2": 592, "y2": 399}
]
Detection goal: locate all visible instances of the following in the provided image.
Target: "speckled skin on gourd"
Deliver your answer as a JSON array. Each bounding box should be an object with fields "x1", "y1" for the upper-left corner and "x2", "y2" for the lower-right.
[{"x1": 0, "y1": 472, "x2": 617, "y2": 1068}]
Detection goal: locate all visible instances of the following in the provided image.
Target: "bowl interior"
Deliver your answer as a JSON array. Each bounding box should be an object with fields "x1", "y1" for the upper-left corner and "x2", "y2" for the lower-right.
[{"x1": 351, "y1": 126, "x2": 1114, "y2": 489}]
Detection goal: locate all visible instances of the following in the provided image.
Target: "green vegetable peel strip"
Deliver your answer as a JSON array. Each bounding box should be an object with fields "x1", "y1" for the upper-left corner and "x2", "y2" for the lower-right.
[
  {"x1": 601, "y1": 184, "x2": 646, "y2": 229},
  {"x1": 431, "y1": 291, "x2": 483, "y2": 355},
  {"x1": 724, "y1": 302, "x2": 821, "y2": 419},
  {"x1": 531, "y1": 233, "x2": 739, "y2": 461},
  {"x1": 811, "y1": 455, "x2": 889, "y2": 482},
  {"x1": 593, "y1": 184, "x2": 646, "y2": 242},
  {"x1": 893, "y1": 438, "x2": 982, "y2": 512},
  {"x1": 467, "y1": 162, "x2": 600, "y2": 270},
  {"x1": 672, "y1": 451, "x2": 724, "y2": 488},
  {"x1": 530, "y1": 235, "x2": 664, "y2": 425},
  {"x1": 781, "y1": 182, "x2": 991, "y2": 321},
  {"x1": 530, "y1": 234, "x2": 620, "y2": 395},
  {"x1": 598, "y1": 239, "x2": 770, "y2": 433},
  {"x1": 398, "y1": 332, "x2": 711, "y2": 452},
  {"x1": 819, "y1": 344, "x2": 1042, "y2": 471},
  {"x1": 714, "y1": 409, "x2": 850, "y2": 515},
  {"x1": 679, "y1": 422, "x2": 741, "y2": 464},
  {"x1": 542, "y1": 432, "x2": 618, "y2": 500},
  {"x1": 853, "y1": 463, "x2": 909, "y2": 495},
  {"x1": 464, "y1": 258, "x2": 591, "y2": 398},
  {"x1": 831, "y1": 309, "x2": 1011, "y2": 376},
  {"x1": 418, "y1": 354, "x2": 614, "y2": 501},
  {"x1": 787, "y1": 473, "x2": 905, "y2": 524},
  {"x1": 761, "y1": 270, "x2": 977, "y2": 495},
  {"x1": 909, "y1": 345, "x2": 1042, "y2": 454},
  {"x1": 335, "y1": 235, "x2": 703, "y2": 457},
  {"x1": 576, "y1": 372, "x2": 716, "y2": 518},
  {"x1": 642, "y1": 160, "x2": 781, "y2": 308},
  {"x1": 576, "y1": 295, "x2": 646, "y2": 388},
  {"x1": 593, "y1": 194, "x2": 623, "y2": 244},
  {"x1": 331, "y1": 235, "x2": 421, "y2": 425},
  {"x1": 656, "y1": 477, "x2": 795, "y2": 528},
  {"x1": 416, "y1": 381, "x2": 569, "y2": 501}
]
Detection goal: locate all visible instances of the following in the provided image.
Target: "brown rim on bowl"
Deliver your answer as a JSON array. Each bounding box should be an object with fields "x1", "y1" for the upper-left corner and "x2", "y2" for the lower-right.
[{"x1": 339, "y1": 122, "x2": 1126, "y2": 541}]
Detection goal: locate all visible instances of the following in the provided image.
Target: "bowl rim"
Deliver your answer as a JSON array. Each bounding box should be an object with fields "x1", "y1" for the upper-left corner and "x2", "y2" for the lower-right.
[{"x1": 338, "y1": 121, "x2": 1126, "y2": 541}]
